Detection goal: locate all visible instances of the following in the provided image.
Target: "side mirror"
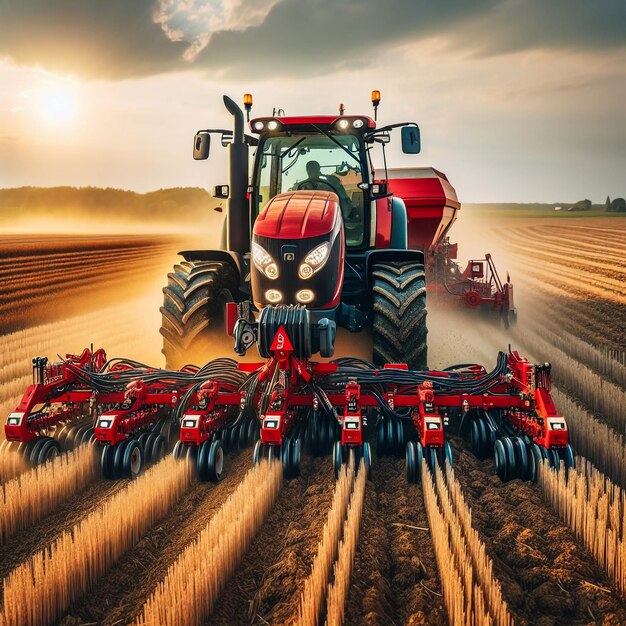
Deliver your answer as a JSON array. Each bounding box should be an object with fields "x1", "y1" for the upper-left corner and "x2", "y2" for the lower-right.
[
  {"x1": 193, "y1": 132, "x2": 210, "y2": 160},
  {"x1": 212, "y1": 184, "x2": 230, "y2": 199},
  {"x1": 401, "y1": 125, "x2": 421, "y2": 154}
]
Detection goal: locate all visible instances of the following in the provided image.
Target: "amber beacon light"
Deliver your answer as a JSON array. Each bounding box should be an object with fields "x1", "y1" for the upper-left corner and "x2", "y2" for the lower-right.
[
  {"x1": 371, "y1": 89, "x2": 381, "y2": 120},
  {"x1": 243, "y1": 93, "x2": 253, "y2": 120}
]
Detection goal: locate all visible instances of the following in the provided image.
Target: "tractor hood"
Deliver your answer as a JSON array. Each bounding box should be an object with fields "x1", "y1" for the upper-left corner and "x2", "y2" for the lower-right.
[{"x1": 254, "y1": 191, "x2": 340, "y2": 239}]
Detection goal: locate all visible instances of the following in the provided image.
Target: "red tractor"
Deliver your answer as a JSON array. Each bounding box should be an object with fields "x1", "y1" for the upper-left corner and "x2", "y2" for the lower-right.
[{"x1": 160, "y1": 93, "x2": 515, "y2": 372}]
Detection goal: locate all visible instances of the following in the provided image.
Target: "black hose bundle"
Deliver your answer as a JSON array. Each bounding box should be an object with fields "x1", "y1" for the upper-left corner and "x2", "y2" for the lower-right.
[
  {"x1": 325, "y1": 352, "x2": 509, "y2": 396},
  {"x1": 65, "y1": 356, "x2": 249, "y2": 395},
  {"x1": 59, "y1": 350, "x2": 510, "y2": 426}
]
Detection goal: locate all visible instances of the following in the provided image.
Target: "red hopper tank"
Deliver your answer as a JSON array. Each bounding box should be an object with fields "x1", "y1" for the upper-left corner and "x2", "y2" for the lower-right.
[{"x1": 382, "y1": 167, "x2": 461, "y2": 251}]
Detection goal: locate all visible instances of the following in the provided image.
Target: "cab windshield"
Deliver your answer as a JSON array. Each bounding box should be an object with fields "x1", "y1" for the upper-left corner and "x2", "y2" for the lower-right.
[{"x1": 256, "y1": 133, "x2": 366, "y2": 247}]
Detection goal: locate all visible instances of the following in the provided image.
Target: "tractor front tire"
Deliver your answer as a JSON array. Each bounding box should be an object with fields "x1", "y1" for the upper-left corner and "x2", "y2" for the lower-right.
[
  {"x1": 372, "y1": 261, "x2": 428, "y2": 370},
  {"x1": 160, "y1": 260, "x2": 237, "y2": 369}
]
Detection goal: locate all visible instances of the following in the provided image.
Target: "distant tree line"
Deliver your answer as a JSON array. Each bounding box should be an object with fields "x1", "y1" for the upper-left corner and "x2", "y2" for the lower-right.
[
  {"x1": 0, "y1": 186, "x2": 218, "y2": 225},
  {"x1": 605, "y1": 196, "x2": 626, "y2": 212},
  {"x1": 561, "y1": 197, "x2": 626, "y2": 212}
]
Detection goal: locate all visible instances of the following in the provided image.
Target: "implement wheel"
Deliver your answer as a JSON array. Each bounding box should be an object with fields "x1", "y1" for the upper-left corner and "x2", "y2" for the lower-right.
[
  {"x1": 405, "y1": 441, "x2": 423, "y2": 483},
  {"x1": 494, "y1": 436, "x2": 532, "y2": 482},
  {"x1": 372, "y1": 261, "x2": 427, "y2": 370},
  {"x1": 196, "y1": 439, "x2": 225, "y2": 482},
  {"x1": 36, "y1": 438, "x2": 61, "y2": 466},
  {"x1": 123, "y1": 440, "x2": 143, "y2": 479},
  {"x1": 101, "y1": 444, "x2": 116, "y2": 479},
  {"x1": 160, "y1": 260, "x2": 238, "y2": 369},
  {"x1": 333, "y1": 441, "x2": 343, "y2": 479}
]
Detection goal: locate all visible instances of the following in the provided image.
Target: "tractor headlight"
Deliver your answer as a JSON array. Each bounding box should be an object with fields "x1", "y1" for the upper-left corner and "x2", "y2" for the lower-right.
[
  {"x1": 353, "y1": 119, "x2": 364, "y2": 128},
  {"x1": 253, "y1": 121, "x2": 265, "y2": 131},
  {"x1": 337, "y1": 119, "x2": 349, "y2": 130},
  {"x1": 265, "y1": 289, "x2": 283, "y2": 303},
  {"x1": 298, "y1": 242, "x2": 330, "y2": 279},
  {"x1": 296, "y1": 289, "x2": 314, "y2": 304},
  {"x1": 252, "y1": 242, "x2": 279, "y2": 280}
]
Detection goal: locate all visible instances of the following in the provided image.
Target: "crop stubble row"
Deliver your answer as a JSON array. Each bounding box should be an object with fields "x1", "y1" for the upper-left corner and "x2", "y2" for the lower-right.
[
  {"x1": 423, "y1": 461, "x2": 512, "y2": 626},
  {"x1": 539, "y1": 457, "x2": 626, "y2": 596},
  {"x1": 0, "y1": 456, "x2": 191, "y2": 626},
  {"x1": 0, "y1": 445, "x2": 97, "y2": 543},
  {"x1": 135, "y1": 461, "x2": 282, "y2": 626}
]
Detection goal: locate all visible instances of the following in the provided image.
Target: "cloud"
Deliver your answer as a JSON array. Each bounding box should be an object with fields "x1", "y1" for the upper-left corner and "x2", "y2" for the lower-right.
[
  {"x1": 0, "y1": 0, "x2": 624, "y2": 80},
  {"x1": 194, "y1": 0, "x2": 496, "y2": 76},
  {"x1": 449, "y1": 0, "x2": 626, "y2": 57},
  {"x1": 0, "y1": 0, "x2": 185, "y2": 79},
  {"x1": 191, "y1": 0, "x2": 626, "y2": 77},
  {"x1": 154, "y1": 0, "x2": 280, "y2": 61}
]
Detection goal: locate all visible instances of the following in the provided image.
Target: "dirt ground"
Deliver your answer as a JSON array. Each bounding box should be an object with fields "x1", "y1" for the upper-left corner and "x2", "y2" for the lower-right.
[
  {"x1": 0, "y1": 217, "x2": 624, "y2": 625},
  {"x1": 344, "y1": 459, "x2": 446, "y2": 626},
  {"x1": 452, "y1": 438, "x2": 626, "y2": 626}
]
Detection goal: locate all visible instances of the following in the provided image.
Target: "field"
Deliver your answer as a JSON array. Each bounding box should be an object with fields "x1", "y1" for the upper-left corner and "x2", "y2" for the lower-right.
[
  {"x1": 0, "y1": 235, "x2": 188, "y2": 334},
  {"x1": 0, "y1": 213, "x2": 625, "y2": 625}
]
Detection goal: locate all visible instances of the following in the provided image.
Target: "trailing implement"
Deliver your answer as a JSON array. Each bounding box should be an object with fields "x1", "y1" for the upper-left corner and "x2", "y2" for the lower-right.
[{"x1": 4, "y1": 324, "x2": 573, "y2": 485}]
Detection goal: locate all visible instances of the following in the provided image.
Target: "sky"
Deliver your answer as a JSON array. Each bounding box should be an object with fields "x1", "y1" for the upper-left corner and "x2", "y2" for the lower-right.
[{"x1": 0, "y1": 0, "x2": 624, "y2": 202}]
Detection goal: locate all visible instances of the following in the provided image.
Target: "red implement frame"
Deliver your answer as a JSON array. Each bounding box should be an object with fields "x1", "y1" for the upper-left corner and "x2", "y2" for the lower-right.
[{"x1": 5, "y1": 344, "x2": 567, "y2": 456}]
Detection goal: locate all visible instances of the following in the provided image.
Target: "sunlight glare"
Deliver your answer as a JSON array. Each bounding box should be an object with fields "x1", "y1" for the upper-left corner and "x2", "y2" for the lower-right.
[{"x1": 41, "y1": 89, "x2": 76, "y2": 124}]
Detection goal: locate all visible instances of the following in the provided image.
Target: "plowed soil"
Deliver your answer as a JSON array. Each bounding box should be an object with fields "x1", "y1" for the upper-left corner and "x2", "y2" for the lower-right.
[
  {"x1": 451, "y1": 438, "x2": 626, "y2": 626},
  {"x1": 60, "y1": 452, "x2": 252, "y2": 625},
  {"x1": 344, "y1": 459, "x2": 446, "y2": 626},
  {"x1": 490, "y1": 219, "x2": 626, "y2": 351},
  {"x1": 0, "y1": 235, "x2": 185, "y2": 333}
]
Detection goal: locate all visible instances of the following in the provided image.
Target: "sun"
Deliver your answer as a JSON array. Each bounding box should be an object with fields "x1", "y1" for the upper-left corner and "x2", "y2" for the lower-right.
[{"x1": 41, "y1": 89, "x2": 77, "y2": 124}]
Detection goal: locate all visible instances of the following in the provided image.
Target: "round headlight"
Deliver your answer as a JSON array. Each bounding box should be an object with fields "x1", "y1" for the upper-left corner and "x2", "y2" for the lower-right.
[
  {"x1": 337, "y1": 119, "x2": 349, "y2": 130},
  {"x1": 265, "y1": 289, "x2": 282, "y2": 303},
  {"x1": 353, "y1": 119, "x2": 364, "y2": 129},
  {"x1": 267, "y1": 120, "x2": 279, "y2": 131},
  {"x1": 296, "y1": 289, "x2": 314, "y2": 304},
  {"x1": 265, "y1": 263, "x2": 279, "y2": 279},
  {"x1": 253, "y1": 121, "x2": 265, "y2": 131},
  {"x1": 298, "y1": 264, "x2": 313, "y2": 279}
]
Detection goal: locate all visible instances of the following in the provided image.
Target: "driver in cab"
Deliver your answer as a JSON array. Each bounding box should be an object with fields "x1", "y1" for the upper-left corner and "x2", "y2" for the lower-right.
[{"x1": 298, "y1": 160, "x2": 353, "y2": 217}]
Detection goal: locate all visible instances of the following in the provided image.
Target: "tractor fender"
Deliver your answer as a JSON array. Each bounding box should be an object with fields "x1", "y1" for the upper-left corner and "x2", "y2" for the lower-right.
[
  {"x1": 363, "y1": 249, "x2": 425, "y2": 286},
  {"x1": 389, "y1": 197, "x2": 408, "y2": 249},
  {"x1": 178, "y1": 249, "x2": 246, "y2": 285}
]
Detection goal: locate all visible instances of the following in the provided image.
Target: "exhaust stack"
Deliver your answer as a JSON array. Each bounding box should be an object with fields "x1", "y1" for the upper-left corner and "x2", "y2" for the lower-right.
[{"x1": 223, "y1": 95, "x2": 250, "y2": 254}]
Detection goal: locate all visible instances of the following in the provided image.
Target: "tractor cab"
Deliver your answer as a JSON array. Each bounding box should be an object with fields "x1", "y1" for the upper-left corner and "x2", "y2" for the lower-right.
[
  {"x1": 248, "y1": 113, "x2": 422, "y2": 251},
  {"x1": 249, "y1": 115, "x2": 377, "y2": 249}
]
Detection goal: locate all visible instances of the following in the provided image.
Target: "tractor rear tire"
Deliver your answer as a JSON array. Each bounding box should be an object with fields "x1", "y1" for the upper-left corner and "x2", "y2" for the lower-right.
[
  {"x1": 372, "y1": 261, "x2": 428, "y2": 370},
  {"x1": 160, "y1": 260, "x2": 237, "y2": 369}
]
